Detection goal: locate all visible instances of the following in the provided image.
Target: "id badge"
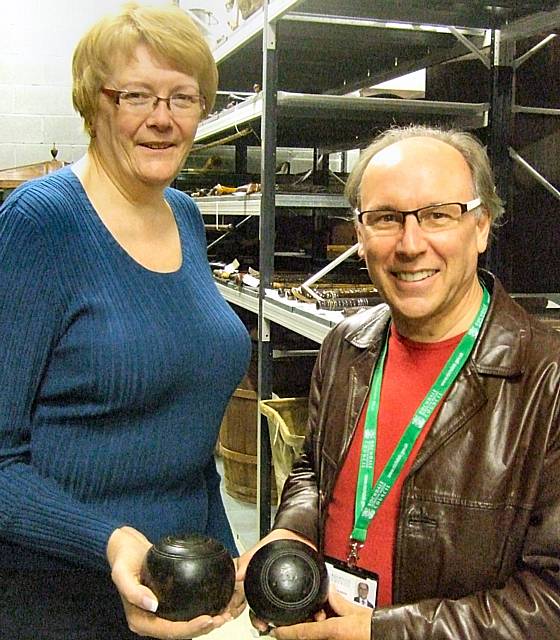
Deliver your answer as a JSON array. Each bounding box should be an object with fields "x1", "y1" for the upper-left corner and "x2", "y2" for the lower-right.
[{"x1": 324, "y1": 556, "x2": 379, "y2": 609}]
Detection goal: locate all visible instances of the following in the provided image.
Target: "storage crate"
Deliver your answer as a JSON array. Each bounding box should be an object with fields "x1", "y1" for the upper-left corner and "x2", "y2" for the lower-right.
[{"x1": 259, "y1": 397, "x2": 309, "y2": 499}]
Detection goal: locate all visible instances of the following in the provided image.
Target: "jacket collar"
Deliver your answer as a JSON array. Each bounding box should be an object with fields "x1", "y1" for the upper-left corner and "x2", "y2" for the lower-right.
[
  {"x1": 471, "y1": 270, "x2": 528, "y2": 377},
  {"x1": 345, "y1": 270, "x2": 529, "y2": 379}
]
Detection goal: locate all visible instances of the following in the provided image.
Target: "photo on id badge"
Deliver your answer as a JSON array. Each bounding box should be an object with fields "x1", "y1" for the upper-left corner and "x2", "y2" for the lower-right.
[{"x1": 324, "y1": 556, "x2": 378, "y2": 609}]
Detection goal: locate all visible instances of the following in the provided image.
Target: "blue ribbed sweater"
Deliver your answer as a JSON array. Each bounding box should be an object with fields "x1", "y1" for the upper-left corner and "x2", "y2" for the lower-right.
[{"x1": 0, "y1": 167, "x2": 250, "y2": 572}]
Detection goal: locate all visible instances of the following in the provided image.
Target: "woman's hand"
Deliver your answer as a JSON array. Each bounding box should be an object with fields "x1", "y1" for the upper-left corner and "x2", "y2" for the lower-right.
[
  {"x1": 106, "y1": 526, "x2": 232, "y2": 638},
  {"x1": 270, "y1": 588, "x2": 372, "y2": 640}
]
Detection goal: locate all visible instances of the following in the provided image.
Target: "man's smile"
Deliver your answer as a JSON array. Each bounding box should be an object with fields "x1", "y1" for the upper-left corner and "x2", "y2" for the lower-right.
[{"x1": 391, "y1": 269, "x2": 439, "y2": 282}]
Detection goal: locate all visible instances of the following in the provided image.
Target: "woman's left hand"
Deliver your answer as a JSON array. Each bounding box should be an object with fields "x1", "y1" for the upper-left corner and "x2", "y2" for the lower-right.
[{"x1": 270, "y1": 589, "x2": 372, "y2": 640}]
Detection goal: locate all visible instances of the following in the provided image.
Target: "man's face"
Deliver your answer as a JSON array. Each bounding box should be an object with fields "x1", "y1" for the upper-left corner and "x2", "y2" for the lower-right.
[
  {"x1": 356, "y1": 136, "x2": 490, "y2": 341},
  {"x1": 358, "y1": 583, "x2": 369, "y2": 599}
]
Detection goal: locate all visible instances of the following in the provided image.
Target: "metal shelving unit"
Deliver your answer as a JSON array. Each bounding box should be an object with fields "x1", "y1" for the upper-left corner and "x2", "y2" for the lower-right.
[
  {"x1": 196, "y1": 192, "x2": 347, "y2": 216},
  {"x1": 216, "y1": 281, "x2": 344, "y2": 343},
  {"x1": 198, "y1": 0, "x2": 560, "y2": 536},
  {"x1": 263, "y1": 290, "x2": 344, "y2": 344}
]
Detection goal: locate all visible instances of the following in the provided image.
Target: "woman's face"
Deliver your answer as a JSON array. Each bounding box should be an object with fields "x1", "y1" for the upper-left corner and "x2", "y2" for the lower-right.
[{"x1": 92, "y1": 44, "x2": 202, "y2": 193}]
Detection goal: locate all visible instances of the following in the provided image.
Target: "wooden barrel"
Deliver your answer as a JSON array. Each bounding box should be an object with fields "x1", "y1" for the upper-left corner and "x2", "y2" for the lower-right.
[{"x1": 219, "y1": 388, "x2": 277, "y2": 503}]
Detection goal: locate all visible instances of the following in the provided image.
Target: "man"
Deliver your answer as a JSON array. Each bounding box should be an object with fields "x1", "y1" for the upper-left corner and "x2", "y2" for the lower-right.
[
  {"x1": 240, "y1": 125, "x2": 560, "y2": 639},
  {"x1": 354, "y1": 582, "x2": 374, "y2": 608}
]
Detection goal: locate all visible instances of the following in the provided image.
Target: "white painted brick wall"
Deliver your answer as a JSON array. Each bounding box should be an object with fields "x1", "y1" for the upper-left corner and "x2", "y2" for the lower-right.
[{"x1": 0, "y1": 0, "x2": 173, "y2": 171}]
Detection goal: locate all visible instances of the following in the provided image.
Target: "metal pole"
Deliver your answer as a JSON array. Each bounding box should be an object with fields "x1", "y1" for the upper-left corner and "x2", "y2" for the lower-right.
[
  {"x1": 257, "y1": 0, "x2": 278, "y2": 537},
  {"x1": 485, "y1": 26, "x2": 515, "y2": 287}
]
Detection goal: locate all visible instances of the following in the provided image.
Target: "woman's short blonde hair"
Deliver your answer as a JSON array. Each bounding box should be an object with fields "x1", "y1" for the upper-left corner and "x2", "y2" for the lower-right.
[
  {"x1": 72, "y1": 2, "x2": 218, "y2": 137},
  {"x1": 345, "y1": 125, "x2": 505, "y2": 227}
]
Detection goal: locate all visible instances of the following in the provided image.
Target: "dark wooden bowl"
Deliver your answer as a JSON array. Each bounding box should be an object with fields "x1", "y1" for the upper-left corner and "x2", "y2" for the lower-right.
[
  {"x1": 244, "y1": 539, "x2": 329, "y2": 626},
  {"x1": 140, "y1": 534, "x2": 235, "y2": 621}
]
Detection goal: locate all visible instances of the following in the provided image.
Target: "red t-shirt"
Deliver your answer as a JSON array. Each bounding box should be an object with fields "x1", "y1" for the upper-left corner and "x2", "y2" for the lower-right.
[{"x1": 323, "y1": 327, "x2": 463, "y2": 606}]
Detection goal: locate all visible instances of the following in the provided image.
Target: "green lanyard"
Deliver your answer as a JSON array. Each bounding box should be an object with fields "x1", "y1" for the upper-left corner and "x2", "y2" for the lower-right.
[{"x1": 347, "y1": 286, "x2": 490, "y2": 566}]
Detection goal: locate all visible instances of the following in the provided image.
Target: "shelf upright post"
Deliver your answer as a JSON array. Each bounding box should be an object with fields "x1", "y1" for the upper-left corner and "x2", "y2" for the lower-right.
[
  {"x1": 234, "y1": 141, "x2": 248, "y2": 178},
  {"x1": 485, "y1": 25, "x2": 515, "y2": 287},
  {"x1": 257, "y1": 0, "x2": 278, "y2": 537}
]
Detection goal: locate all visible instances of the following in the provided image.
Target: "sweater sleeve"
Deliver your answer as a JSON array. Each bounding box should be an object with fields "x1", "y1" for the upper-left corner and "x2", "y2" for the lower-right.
[{"x1": 0, "y1": 196, "x2": 122, "y2": 570}]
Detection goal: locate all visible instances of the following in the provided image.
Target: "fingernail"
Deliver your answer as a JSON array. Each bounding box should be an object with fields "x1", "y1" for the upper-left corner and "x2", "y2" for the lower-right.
[{"x1": 142, "y1": 596, "x2": 158, "y2": 613}]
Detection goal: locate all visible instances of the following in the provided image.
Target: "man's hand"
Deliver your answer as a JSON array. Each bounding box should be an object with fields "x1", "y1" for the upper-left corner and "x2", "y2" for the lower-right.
[
  {"x1": 227, "y1": 557, "x2": 247, "y2": 619},
  {"x1": 238, "y1": 532, "x2": 371, "y2": 639},
  {"x1": 106, "y1": 526, "x2": 233, "y2": 638},
  {"x1": 270, "y1": 589, "x2": 372, "y2": 640},
  {"x1": 237, "y1": 528, "x2": 318, "y2": 635}
]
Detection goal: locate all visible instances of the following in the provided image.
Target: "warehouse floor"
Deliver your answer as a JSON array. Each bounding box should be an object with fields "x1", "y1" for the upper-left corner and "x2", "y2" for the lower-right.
[{"x1": 216, "y1": 454, "x2": 262, "y2": 553}]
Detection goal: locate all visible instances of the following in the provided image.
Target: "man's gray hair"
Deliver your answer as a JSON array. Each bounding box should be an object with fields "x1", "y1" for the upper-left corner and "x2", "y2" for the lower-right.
[{"x1": 345, "y1": 125, "x2": 504, "y2": 227}]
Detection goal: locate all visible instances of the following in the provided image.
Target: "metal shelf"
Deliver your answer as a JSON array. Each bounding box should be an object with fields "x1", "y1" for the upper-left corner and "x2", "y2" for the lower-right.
[
  {"x1": 513, "y1": 106, "x2": 560, "y2": 117},
  {"x1": 212, "y1": 0, "x2": 550, "y2": 69},
  {"x1": 197, "y1": 195, "x2": 261, "y2": 217},
  {"x1": 215, "y1": 280, "x2": 345, "y2": 343},
  {"x1": 195, "y1": 192, "x2": 348, "y2": 216},
  {"x1": 263, "y1": 290, "x2": 344, "y2": 344},
  {"x1": 212, "y1": 2, "x2": 557, "y2": 96},
  {"x1": 197, "y1": 91, "x2": 488, "y2": 148},
  {"x1": 215, "y1": 280, "x2": 260, "y2": 314},
  {"x1": 293, "y1": 1, "x2": 552, "y2": 29},
  {"x1": 212, "y1": 0, "x2": 301, "y2": 66},
  {"x1": 197, "y1": 93, "x2": 263, "y2": 141}
]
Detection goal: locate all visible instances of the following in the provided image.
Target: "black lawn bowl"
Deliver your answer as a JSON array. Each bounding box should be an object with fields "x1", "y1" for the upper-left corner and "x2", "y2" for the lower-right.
[
  {"x1": 244, "y1": 539, "x2": 329, "y2": 626},
  {"x1": 140, "y1": 534, "x2": 235, "y2": 621}
]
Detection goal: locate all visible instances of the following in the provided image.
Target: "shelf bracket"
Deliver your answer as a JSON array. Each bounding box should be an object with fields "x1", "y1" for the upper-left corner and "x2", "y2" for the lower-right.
[
  {"x1": 509, "y1": 148, "x2": 560, "y2": 202},
  {"x1": 449, "y1": 26, "x2": 491, "y2": 69},
  {"x1": 298, "y1": 242, "x2": 360, "y2": 301},
  {"x1": 513, "y1": 33, "x2": 557, "y2": 69},
  {"x1": 206, "y1": 214, "x2": 253, "y2": 250}
]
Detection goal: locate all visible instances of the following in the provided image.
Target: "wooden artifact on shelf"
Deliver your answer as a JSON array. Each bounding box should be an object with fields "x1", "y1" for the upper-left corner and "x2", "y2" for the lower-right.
[{"x1": 0, "y1": 144, "x2": 65, "y2": 189}]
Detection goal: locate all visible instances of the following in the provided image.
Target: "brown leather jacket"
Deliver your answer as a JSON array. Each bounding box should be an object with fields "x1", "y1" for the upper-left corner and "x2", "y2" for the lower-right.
[{"x1": 274, "y1": 272, "x2": 560, "y2": 638}]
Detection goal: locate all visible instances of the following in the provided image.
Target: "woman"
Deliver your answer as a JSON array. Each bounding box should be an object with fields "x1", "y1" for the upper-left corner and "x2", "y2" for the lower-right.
[{"x1": 0, "y1": 4, "x2": 250, "y2": 639}]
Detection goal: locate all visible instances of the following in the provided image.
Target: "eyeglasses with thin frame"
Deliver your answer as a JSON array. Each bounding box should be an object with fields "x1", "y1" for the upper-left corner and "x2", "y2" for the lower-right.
[
  {"x1": 356, "y1": 197, "x2": 482, "y2": 235},
  {"x1": 100, "y1": 88, "x2": 205, "y2": 117}
]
